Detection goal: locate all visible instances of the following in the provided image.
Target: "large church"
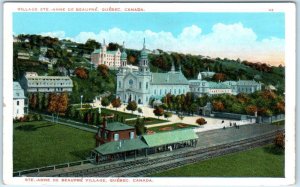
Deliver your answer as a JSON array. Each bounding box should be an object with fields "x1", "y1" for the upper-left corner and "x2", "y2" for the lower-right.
[{"x1": 116, "y1": 39, "x2": 190, "y2": 105}]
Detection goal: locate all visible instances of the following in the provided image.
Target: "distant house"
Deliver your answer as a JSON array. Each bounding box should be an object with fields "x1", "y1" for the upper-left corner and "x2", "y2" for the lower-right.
[
  {"x1": 40, "y1": 47, "x2": 48, "y2": 55},
  {"x1": 20, "y1": 72, "x2": 73, "y2": 93},
  {"x1": 83, "y1": 54, "x2": 91, "y2": 59},
  {"x1": 13, "y1": 35, "x2": 21, "y2": 43},
  {"x1": 13, "y1": 82, "x2": 27, "y2": 118},
  {"x1": 17, "y1": 51, "x2": 30, "y2": 60},
  {"x1": 38, "y1": 55, "x2": 50, "y2": 63}
]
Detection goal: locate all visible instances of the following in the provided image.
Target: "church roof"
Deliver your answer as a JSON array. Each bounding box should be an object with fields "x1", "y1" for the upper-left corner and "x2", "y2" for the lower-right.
[{"x1": 152, "y1": 72, "x2": 189, "y2": 85}]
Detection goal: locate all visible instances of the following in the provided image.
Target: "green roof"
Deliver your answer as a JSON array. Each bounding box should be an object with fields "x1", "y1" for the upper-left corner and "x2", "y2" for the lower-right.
[
  {"x1": 142, "y1": 129, "x2": 198, "y2": 147},
  {"x1": 101, "y1": 122, "x2": 135, "y2": 131},
  {"x1": 208, "y1": 82, "x2": 231, "y2": 89},
  {"x1": 152, "y1": 72, "x2": 189, "y2": 85},
  {"x1": 13, "y1": 82, "x2": 26, "y2": 99},
  {"x1": 94, "y1": 138, "x2": 148, "y2": 155}
]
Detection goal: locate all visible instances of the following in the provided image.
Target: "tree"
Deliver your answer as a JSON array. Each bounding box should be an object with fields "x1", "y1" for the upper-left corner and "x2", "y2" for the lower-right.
[
  {"x1": 101, "y1": 97, "x2": 110, "y2": 108},
  {"x1": 213, "y1": 73, "x2": 226, "y2": 82},
  {"x1": 29, "y1": 93, "x2": 37, "y2": 109},
  {"x1": 196, "y1": 94, "x2": 209, "y2": 107},
  {"x1": 190, "y1": 103, "x2": 198, "y2": 115},
  {"x1": 212, "y1": 101, "x2": 225, "y2": 111},
  {"x1": 135, "y1": 118, "x2": 146, "y2": 136},
  {"x1": 126, "y1": 101, "x2": 137, "y2": 113},
  {"x1": 74, "y1": 67, "x2": 89, "y2": 79},
  {"x1": 196, "y1": 118, "x2": 207, "y2": 126},
  {"x1": 111, "y1": 98, "x2": 121, "y2": 110},
  {"x1": 164, "y1": 112, "x2": 172, "y2": 119},
  {"x1": 97, "y1": 64, "x2": 109, "y2": 78},
  {"x1": 138, "y1": 108, "x2": 143, "y2": 116},
  {"x1": 274, "y1": 132, "x2": 285, "y2": 149},
  {"x1": 84, "y1": 39, "x2": 100, "y2": 50},
  {"x1": 153, "y1": 107, "x2": 164, "y2": 119},
  {"x1": 245, "y1": 105, "x2": 257, "y2": 115},
  {"x1": 47, "y1": 93, "x2": 59, "y2": 121},
  {"x1": 57, "y1": 92, "x2": 69, "y2": 115}
]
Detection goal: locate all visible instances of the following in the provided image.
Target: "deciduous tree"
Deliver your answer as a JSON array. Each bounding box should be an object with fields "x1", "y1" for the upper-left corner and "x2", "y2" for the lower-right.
[
  {"x1": 111, "y1": 98, "x2": 121, "y2": 110},
  {"x1": 153, "y1": 107, "x2": 164, "y2": 119},
  {"x1": 126, "y1": 101, "x2": 137, "y2": 113}
]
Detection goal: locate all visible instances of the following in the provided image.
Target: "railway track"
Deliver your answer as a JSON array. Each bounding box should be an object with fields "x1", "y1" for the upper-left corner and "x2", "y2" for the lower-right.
[{"x1": 54, "y1": 129, "x2": 283, "y2": 177}]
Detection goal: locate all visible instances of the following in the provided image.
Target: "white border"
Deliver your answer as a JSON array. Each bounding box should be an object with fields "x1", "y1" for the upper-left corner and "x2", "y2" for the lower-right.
[{"x1": 2, "y1": 2, "x2": 296, "y2": 186}]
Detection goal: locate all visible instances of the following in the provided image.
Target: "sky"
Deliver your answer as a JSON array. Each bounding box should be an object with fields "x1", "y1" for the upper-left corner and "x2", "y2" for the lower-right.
[{"x1": 13, "y1": 12, "x2": 285, "y2": 66}]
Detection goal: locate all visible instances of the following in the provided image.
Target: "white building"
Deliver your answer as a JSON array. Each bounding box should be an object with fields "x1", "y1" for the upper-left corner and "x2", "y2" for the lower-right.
[
  {"x1": 13, "y1": 82, "x2": 27, "y2": 118},
  {"x1": 17, "y1": 51, "x2": 30, "y2": 60},
  {"x1": 189, "y1": 72, "x2": 262, "y2": 96},
  {"x1": 116, "y1": 40, "x2": 189, "y2": 105},
  {"x1": 20, "y1": 72, "x2": 73, "y2": 93},
  {"x1": 91, "y1": 39, "x2": 121, "y2": 69}
]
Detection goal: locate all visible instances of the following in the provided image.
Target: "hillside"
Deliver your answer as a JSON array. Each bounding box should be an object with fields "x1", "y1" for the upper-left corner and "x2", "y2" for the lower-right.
[{"x1": 13, "y1": 34, "x2": 285, "y2": 98}]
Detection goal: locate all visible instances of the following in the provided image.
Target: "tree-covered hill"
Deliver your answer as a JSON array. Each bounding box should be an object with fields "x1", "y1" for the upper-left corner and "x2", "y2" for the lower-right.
[{"x1": 13, "y1": 34, "x2": 285, "y2": 96}]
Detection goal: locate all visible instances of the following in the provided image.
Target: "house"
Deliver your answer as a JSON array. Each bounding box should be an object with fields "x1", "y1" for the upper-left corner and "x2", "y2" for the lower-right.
[
  {"x1": 17, "y1": 51, "x2": 30, "y2": 60},
  {"x1": 20, "y1": 72, "x2": 73, "y2": 93},
  {"x1": 95, "y1": 119, "x2": 136, "y2": 147},
  {"x1": 13, "y1": 82, "x2": 27, "y2": 118}
]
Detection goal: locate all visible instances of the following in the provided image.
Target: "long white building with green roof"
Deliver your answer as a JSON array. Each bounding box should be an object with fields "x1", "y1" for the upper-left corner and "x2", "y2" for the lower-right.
[{"x1": 116, "y1": 39, "x2": 189, "y2": 105}]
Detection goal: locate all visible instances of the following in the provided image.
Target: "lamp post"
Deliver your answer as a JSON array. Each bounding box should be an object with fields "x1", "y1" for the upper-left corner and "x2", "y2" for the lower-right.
[{"x1": 80, "y1": 95, "x2": 83, "y2": 109}]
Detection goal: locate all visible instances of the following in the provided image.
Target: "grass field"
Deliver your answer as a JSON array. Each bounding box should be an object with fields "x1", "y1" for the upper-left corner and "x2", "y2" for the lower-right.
[
  {"x1": 125, "y1": 117, "x2": 168, "y2": 126},
  {"x1": 13, "y1": 121, "x2": 95, "y2": 171},
  {"x1": 147, "y1": 123, "x2": 196, "y2": 133},
  {"x1": 101, "y1": 108, "x2": 138, "y2": 119},
  {"x1": 151, "y1": 145, "x2": 284, "y2": 177}
]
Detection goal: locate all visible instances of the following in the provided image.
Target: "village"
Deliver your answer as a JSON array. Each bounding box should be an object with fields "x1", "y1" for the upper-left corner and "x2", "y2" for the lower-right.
[{"x1": 12, "y1": 34, "x2": 285, "y2": 177}]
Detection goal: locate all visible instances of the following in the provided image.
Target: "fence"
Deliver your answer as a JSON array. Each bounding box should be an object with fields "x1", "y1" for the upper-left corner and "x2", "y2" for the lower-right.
[
  {"x1": 257, "y1": 114, "x2": 285, "y2": 124},
  {"x1": 211, "y1": 112, "x2": 254, "y2": 121},
  {"x1": 13, "y1": 159, "x2": 93, "y2": 177}
]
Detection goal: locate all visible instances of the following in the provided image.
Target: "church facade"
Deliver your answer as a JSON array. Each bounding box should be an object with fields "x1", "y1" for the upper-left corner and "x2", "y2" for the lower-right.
[{"x1": 116, "y1": 39, "x2": 189, "y2": 105}]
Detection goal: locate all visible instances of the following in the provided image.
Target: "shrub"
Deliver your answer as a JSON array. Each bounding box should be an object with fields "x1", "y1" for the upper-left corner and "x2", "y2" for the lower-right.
[{"x1": 196, "y1": 118, "x2": 207, "y2": 125}]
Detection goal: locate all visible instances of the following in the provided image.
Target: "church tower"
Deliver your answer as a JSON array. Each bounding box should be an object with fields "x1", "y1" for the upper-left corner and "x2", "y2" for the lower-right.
[
  {"x1": 120, "y1": 41, "x2": 127, "y2": 68},
  {"x1": 139, "y1": 38, "x2": 150, "y2": 73}
]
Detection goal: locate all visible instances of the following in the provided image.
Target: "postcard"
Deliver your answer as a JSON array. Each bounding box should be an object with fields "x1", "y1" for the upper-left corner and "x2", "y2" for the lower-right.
[{"x1": 2, "y1": 2, "x2": 296, "y2": 186}]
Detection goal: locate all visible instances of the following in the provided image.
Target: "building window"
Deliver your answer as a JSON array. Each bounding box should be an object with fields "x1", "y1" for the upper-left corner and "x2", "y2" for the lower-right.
[
  {"x1": 114, "y1": 133, "x2": 119, "y2": 141},
  {"x1": 17, "y1": 109, "x2": 19, "y2": 114},
  {"x1": 129, "y1": 79, "x2": 133, "y2": 86},
  {"x1": 17, "y1": 101, "x2": 19, "y2": 106},
  {"x1": 146, "y1": 82, "x2": 148, "y2": 90},
  {"x1": 130, "y1": 132, "x2": 134, "y2": 139},
  {"x1": 154, "y1": 89, "x2": 156, "y2": 95},
  {"x1": 119, "y1": 81, "x2": 121, "y2": 88},
  {"x1": 160, "y1": 89, "x2": 162, "y2": 95},
  {"x1": 139, "y1": 82, "x2": 142, "y2": 89},
  {"x1": 179, "y1": 89, "x2": 181, "y2": 94}
]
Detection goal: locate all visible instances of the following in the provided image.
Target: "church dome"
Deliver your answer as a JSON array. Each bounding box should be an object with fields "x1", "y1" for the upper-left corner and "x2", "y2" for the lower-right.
[
  {"x1": 121, "y1": 51, "x2": 127, "y2": 60},
  {"x1": 140, "y1": 49, "x2": 148, "y2": 58}
]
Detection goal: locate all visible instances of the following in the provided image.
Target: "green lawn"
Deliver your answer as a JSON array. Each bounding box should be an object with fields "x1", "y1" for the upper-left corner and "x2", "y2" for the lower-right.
[
  {"x1": 13, "y1": 121, "x2": 95, "y2": 171},
  {"x1": 151, "y1": 145, "x2": 284, "y2": 177},
  {"x1": 147, "y1": 123, "x2": 196, "y2": 133},
  {"x1": 125, "y1": 117, "x2": 168, "y2": 126},
  {"x1": 100, "y1": 108, "x2": 138, "y2": 119}
]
